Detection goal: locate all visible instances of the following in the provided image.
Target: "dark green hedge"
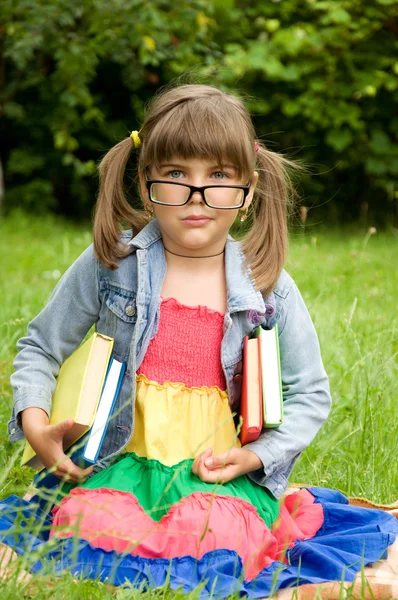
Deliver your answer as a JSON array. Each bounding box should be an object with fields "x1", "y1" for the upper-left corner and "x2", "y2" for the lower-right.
[{"x1": 1, "y1": 0, "x2": 397, "y2": 224}]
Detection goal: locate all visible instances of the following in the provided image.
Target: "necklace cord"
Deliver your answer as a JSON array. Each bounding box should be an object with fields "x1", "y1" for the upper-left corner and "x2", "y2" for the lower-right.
[{"x1": 164, "y1": 247, "x2": 225, "y2": 259}]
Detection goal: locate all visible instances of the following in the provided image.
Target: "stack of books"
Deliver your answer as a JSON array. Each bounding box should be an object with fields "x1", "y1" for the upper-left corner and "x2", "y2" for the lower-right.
[
  {"x1": 239, "y1": 326, "x2": 283, "y2": 445},
  {"x1": 21, "y1": 332, "x2": 126, "y2": 485}
]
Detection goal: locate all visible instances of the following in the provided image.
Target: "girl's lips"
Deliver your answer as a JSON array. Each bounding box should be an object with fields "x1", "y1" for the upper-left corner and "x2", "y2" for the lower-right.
[{"x1": 182, "y1": 217, "x2": 211, "y2": 227}]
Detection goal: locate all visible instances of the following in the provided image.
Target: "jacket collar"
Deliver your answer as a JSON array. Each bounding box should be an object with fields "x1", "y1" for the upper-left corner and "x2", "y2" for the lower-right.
[
  {"x1": 128, "y1": 219, "x2": 265, "y2": 314},
  {"x1": 224, "y1": 237, "x2": 265, "y2": 313},
  {"x1": 127, "y1": 218, "x2": 162, "y2": 249}
]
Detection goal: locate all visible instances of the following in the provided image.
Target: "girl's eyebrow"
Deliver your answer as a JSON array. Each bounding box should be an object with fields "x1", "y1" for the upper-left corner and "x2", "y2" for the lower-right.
[
  {"x1": 158, "y1": 163, "x2": 238, "y2": 171},
  {"x1": 157, "y1": 163, "x2": 187, "y2": 169}
]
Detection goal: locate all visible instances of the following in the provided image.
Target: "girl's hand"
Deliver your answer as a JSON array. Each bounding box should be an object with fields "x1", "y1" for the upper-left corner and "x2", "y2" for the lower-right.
[
  {"x1": 21, "y1": 408, "x2": 93, "y2": 484},
  {"x1": 192, "y1": 447, "x2": 262, "y2": 484}
]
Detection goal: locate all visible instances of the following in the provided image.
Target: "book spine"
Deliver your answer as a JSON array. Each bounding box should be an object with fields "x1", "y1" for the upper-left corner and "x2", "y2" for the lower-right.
[
  {"x1": 257, "y1": 335, "x2": 262, "y2": 426},
  {"x1": 84, "y1": 360, "x2": 126, "y2": 464},
  {"x1": 274, "y1": 325, "x2": 284, "y2": 422}
]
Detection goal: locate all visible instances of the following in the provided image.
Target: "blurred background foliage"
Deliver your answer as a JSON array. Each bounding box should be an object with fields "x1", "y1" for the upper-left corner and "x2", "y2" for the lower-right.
[{"x1": 1, "y1": 0, "x2": 397, "y2": 225}]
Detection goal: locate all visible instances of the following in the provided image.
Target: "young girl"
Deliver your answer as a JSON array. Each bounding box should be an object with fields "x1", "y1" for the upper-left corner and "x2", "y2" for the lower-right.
[{"x1": 3, "y1": 85, "x2": 397, "y2": 597}]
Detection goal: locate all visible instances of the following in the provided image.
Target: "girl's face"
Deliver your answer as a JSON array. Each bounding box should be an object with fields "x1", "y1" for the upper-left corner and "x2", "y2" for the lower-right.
[{"x1": 140, "y1": 157, "x2": 258, "y2": 256}]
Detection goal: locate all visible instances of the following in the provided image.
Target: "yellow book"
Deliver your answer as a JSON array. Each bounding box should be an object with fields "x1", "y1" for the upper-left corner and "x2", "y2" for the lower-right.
[{"x1": 21, "y1": 332, "x2": 114, "y2": 470}]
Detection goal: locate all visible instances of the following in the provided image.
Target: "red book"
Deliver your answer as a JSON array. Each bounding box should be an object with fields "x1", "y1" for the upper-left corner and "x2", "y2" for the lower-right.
[{"x1": 239, "y1": 335, "x2": 263, "y2": 445}]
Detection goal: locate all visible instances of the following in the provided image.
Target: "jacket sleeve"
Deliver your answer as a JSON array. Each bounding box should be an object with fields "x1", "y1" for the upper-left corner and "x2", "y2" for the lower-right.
[
  {"x1": 244, "y1": 281, "x2": 332, "y2": 486},
  {"x1": 8, "y1": 244, "x2": 101, "y2": 442}
]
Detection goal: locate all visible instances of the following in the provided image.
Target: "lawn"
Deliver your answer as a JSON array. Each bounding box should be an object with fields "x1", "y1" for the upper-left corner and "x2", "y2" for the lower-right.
[{"x1": 0, "y1": 211, "x2": 397, "y2": 598}]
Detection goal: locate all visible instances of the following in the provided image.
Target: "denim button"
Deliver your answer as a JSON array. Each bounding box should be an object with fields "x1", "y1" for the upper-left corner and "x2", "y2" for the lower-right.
[
  {"x1": 11, "y1": 428, "x2": 16, "y2": 435},
  {"x1": 125, "y1": 305, "x2": 136, "y2": 317}
]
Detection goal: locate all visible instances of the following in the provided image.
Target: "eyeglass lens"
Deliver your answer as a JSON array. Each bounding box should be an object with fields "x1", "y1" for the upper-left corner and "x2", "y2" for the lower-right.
[{"x1": 150, "y1": 183, "x2": 244, "y2": 208}]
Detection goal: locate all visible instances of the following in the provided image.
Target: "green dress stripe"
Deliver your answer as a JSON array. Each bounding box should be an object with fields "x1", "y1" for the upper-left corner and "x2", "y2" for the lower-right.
[{"x1": 79, "y1": 452, "x2": 279, "y2": 526}]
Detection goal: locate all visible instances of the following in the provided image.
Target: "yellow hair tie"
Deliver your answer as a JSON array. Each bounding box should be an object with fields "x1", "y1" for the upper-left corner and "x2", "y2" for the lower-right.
[{"x1": 130, "y1": 130, "x2": 142, "y2": 148}]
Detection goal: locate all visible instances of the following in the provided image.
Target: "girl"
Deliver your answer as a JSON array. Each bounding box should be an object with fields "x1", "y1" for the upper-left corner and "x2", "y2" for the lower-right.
[{"x1": 3, "y1": 85, "x2": 397, "y2": 597}]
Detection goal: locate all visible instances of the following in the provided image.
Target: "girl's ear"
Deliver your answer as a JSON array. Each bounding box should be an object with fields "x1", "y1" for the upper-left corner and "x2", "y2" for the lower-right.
[{"x1": 244, "y1": 171, "x2": 259, "y2": 209}]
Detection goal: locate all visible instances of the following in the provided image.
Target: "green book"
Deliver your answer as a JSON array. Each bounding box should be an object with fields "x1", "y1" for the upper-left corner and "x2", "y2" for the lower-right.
[{"x1": 255, "y1": 325, "x2": 283, "y2": 428}]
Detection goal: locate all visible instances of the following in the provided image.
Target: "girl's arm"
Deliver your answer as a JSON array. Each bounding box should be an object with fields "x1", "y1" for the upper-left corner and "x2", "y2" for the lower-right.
[
  {"x1": 244, "y1": 281, "x2": 332, "y2": 492},
  {"x1": 9, "y1": 245, "x2": 101, "y2": 446}
]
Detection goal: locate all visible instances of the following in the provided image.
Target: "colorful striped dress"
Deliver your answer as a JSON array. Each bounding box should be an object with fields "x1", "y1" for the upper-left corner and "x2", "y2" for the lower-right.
[
  {"x1": 50, "y1": 297, "x2": 306, "y2": 578},
  {"x1": 0, "y1": 298, "x2": 397, "y2": 597}
]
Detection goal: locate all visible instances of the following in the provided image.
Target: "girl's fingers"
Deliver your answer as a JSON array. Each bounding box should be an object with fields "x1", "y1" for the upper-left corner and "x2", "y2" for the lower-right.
[
  {"x1": 196, "y1": 457, "x2": 236, "y2": 484},
  {"x1": 55, "y1": 457, "x2": 93, "y2": 482},
  {"x1": 204, "y1": 450, "x2": 232, "y2": 469},
  {"x1": 192, "y1": 449, "x2": 212, "y2": 476},
  {"x1": 196, "y1": 463, "x2": 219, "y2": 483},
  {"x1": 82, "y1": 465, "x2": 94, "y2": 476},
  {"x1": 49, "y1": 419, "x2": 75, "y2": 440},
  {"x1": 54, "y1": 470, "x2": 74, "y2": 482},
  {"x1": 192, "y1": 455, "x2": 200, "y2": 475},
  {"x1": 199, "y1": 448, "x2": 213, "y2": 462}
]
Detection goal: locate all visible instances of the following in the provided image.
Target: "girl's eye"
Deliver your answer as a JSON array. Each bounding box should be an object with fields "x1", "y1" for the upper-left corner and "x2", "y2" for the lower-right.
[
  {"x1": 167, "y1": 170, "x2": 184, "y2": 179},
  {"x1": 212, "y1": 171, "x2": 228, "y2": 180}
]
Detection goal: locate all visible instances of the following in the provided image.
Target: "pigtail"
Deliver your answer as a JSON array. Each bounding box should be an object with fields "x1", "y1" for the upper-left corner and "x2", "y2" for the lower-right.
[
  {"x1": 243, "y1": 146, "x2": 299, "y2": 297},
  {"x1": 93, "y1": 137, "x2": 149, "y2": 270}
]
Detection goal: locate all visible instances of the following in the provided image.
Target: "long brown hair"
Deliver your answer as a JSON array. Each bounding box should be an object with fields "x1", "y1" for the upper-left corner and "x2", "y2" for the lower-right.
[{"x1": 93, "y1": 84, "x2": 298, "y2": 296}]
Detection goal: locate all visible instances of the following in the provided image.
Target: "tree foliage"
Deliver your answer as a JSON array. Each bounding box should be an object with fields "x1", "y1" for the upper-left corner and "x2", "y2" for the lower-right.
[
  {"x1": 210, "y1": 0, "x2": 398, "y2": 224},
  {"x1": 1, "y1": 0, "x2": 219, "y2": 215},
  {"x1": 1, "y1": 0, "x2": 397, "y2": 223}
]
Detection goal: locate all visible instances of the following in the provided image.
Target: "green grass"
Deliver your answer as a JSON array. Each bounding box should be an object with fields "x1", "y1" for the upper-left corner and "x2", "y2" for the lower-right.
[
  {"x1": 0, "y1": 211, "x2": 397, "y2": 598},
  {"x1": 286, "y1": 226, "x2": 398, "y2": 503}
]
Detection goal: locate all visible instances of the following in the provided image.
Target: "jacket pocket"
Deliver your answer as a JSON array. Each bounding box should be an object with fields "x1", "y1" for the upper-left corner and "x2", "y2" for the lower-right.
[
  {"x1": 105, "y1": 286, "x2": 137, "y2": 324},
  {"x1": 100, "y1": 282, "x2": 137, "y2": 360}
]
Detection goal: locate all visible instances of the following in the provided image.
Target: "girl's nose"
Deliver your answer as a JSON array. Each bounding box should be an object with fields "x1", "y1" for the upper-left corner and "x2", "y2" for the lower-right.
[{"x1": 189, "y1": 190, "x2": 205, "y2": 203}]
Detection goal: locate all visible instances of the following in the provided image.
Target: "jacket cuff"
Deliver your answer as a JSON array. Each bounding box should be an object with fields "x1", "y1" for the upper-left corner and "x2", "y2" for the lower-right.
[
  {"x1": 9, "y1": 388, "x2": 52, "y2": 442},
  {"x1": 244, "y1": 436, "x2": 284, "y2": 479}
]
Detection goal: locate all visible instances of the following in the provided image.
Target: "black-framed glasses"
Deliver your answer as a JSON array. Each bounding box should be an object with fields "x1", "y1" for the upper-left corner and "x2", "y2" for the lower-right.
[{"x1": 145, "y1": 180, "x2": 251, "y2": 209}]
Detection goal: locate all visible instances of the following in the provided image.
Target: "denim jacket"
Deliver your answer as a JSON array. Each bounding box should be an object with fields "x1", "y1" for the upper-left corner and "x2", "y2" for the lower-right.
[{"x1": 9, "y1": 219, "x2": 331, "y2": 498}]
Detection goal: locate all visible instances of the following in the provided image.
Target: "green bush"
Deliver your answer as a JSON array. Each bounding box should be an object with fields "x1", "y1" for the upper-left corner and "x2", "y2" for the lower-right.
[{"x1": 1, "y1": 0, "x2": 397, "y2": 224}]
